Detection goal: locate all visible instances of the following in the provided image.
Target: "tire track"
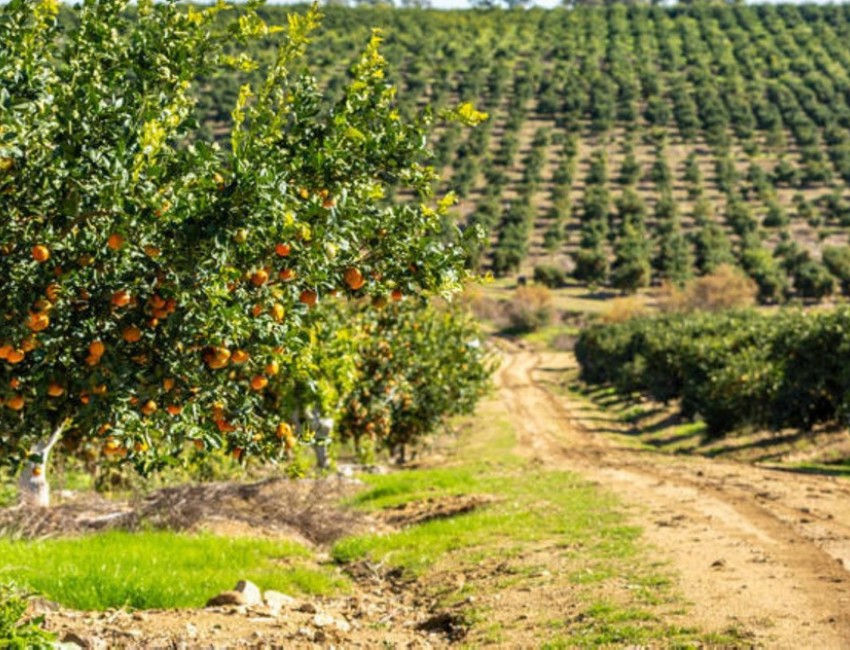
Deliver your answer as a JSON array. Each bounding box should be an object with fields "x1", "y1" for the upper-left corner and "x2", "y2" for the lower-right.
[{"x1": 495, "y1": 342, "x2": 850, "y2": 648}]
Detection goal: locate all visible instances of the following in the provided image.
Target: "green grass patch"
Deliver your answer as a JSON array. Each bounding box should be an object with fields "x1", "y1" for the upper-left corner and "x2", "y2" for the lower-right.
[{"x1": 0, "y1": 531, "x2": 348, "y2": 610}]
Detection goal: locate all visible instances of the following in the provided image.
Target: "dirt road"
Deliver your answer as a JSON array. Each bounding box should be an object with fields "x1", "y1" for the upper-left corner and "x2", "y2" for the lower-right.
[{"x1": 496, "y1": 342, "x2": 850, "y2": 648}]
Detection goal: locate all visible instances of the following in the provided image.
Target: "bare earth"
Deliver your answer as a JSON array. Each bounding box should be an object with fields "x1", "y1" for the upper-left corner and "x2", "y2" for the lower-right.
[
  {"x1": 38, "y1": 343, "x2": 850, "y2": 647},
  {"x1": 497, "y1": 341, "x2": 850, "y2": 649}
]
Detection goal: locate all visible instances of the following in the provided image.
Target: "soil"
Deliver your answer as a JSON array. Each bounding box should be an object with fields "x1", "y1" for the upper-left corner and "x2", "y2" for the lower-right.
[
  {"x1": 27, "y1": 341, "x2": 850, "y2": 647},
  {"x1": 496, "y1": 339, "x2": 850, "y2": 649}
]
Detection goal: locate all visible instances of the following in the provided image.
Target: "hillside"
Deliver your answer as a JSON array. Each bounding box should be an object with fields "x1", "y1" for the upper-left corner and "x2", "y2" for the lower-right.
[{"x1": 202, "y1": 4, "x2": 850, "y2": 300}]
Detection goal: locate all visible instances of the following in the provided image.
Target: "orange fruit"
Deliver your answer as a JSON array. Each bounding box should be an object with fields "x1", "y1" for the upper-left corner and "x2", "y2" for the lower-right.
[
  {"x1": 322, "y1": 196, "x2": 335, "y2": 209},
  {"x1": 93, "y1": 384, "x2": 108, "y2": 396},
  {"x1": 6, "y1": 394, "x2": 24, "y2": 411},
  {"x1": 140, "y1": 400, "x2": 157, "y2": 416},
  {"x1": 89, "y1": 340, "x2": 105, "y2": 358},
  {"x1": 0, "y1": 345, "x2": 11, "y2": 360},
  {"x1": 133, "y1": 441, "x2": 149, "y2": 453},
  {"x1": 32, "y1": 245, "x2": 50, "y2": 262},
  {"x1": 275, "y1": 243, "x2": 292, "y2": 257},
  {"x1": 250, "y1": 375, "x2": 268, "y2": 391},
  {"x1": 204, "y1": 346, "x2": 230, "y2": 369},
  {"x1": 163, "y1": 378, "x2": 175, "y2": 392},
  {"x1": 231, "y1": 349, "x2": 250, "y2": 364},
  {"x1": 270, "y1": 303, "x2": 285, "y2": 323},
  {"x1": 32, "y1": 466, "x2": 42, "y2": 477},
  {"x1": 6, "y1": 349, "x2": 25, "y2": 364},
  {"x1": 250, "y1": 269, "x2": 269, "y2": 287},
  {"x1": 149, "y1": 294, "x2": 167, "y2": 309},
  {"x1": 84, "y1": 355, "x2": 99, "y2": 367},
  {"x1": 107, "y1": 233, "x2": 124, "y2": 250},
  {"x1": 213, "y1": 173, "x2": 226, "y2": 190},
  {"x1": 275, "y1": 422, "x2": 293, "y2": 439},
  {"x1": 26, "y1": 311, "x2": 49, "y2": 332},
  {"x1": 123, "y1": 326, "x2": 142, "y2": 343},
  {"x1": 264, "y1": 360, "x2": 280, "y2": 376},
  {"x1": 47, "y1": 383, "x2": 65, "y2": 397},
  {"x1": 45, "y1": 284, "x2": 60, "y2": 301},
  {"x1": 143, "y1": 245, "x2": 161, "y2": 257},
  {"x1": 103, "y1": 438, "x2": 122, "y2": 456},
  {"x1": 111, "y1": 290, "x2": 131, "y2": 307},
  {"x1": 166, "y1": 404, "x2": 182, "y2": 416},
  {"x1": 20, "y1": 337, "x2": 37, "y2": 352},
  {"x1": 9, "y1": 378, "x2": 19, "y2": 389},
  {"x1": 215, "y1": 418, "x2": 236, "y2": 433},
  {"x1": 299, "y1": 289, "x2": 317, "y2": 307},
  {"x1": 193, "y1": 439, "x2": 204, "y2": 451},
  {"x1": 391, "y1": 289, "x2": 403, "y2": 302},
  {"x1": 279, "y1": 268, "x2": 295, "y2": 282},
  {"x1": 232, "y1": 447, "x2": 243, "y2": 461},
  {"x1": 344, "y1": 267, "x2": 365, "y2": 291},
  {"x1": 251, "y1": 303, "x2": 264, "y2": 318}
]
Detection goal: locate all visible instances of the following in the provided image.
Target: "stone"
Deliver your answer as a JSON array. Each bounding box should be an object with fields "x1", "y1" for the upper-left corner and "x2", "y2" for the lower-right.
[
  {"x1": 312, "y1": 613, "x2": 335, "y2": 628},
  {"x1": 263, "y1": 590, "x2": 296, "y2": 614},
  {"x1": 234, "y1": 579, "x2": 263, "y2": 607},
  {"x1": 205, "y1": 591, "x2": 248, "y2": 607},
  {"x1": 298, "y1": 602, "x2": 318, "y2": 614}
]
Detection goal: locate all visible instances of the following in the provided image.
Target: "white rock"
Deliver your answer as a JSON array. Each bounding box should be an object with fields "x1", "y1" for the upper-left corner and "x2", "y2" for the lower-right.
[
  {"x1": 263, "y1": 590, "x2": 297, "y2": 614},
  {"x1": 234, "y1": 579, "x2": 263, "y2": 607}
]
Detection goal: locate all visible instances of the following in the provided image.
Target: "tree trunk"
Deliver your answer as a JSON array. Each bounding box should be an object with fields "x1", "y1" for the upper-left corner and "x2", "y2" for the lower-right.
[{"x1": 18, "y1": 421, "x2": 68, "y2": 508}]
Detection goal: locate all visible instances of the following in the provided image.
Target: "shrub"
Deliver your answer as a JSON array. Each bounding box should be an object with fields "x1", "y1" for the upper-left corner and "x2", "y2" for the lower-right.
[
  {"x1": 0, "y1": 583, "x2": 55, "y2": 649},
  {"x1": 505, "y1": 286, "x2": 554, "y2": 333},
  {"x1": 533, "y1": 264, "x2": 567, "y2": 288},
  {"x1": 659, "y1": 265, "x2": 757, "y2": 313}
]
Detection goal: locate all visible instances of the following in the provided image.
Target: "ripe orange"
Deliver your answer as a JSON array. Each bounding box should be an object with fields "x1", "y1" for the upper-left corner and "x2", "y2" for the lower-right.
[
  {"x1": 250, "y1": 375, "x2": 268, "y2": 391},
  {"x1": 204, "y1": 346, "x2": 230, "y2": 369},
  {"x1": 193, "y1": 439, "x2": 205, "y2": 451},
  {"x1": 103, "y1": 437, "x2": 122, "y2": 456},
  {"x1": 215, "y1": 418, "x2": 236, "y2": 433},
  {"x1": 47, "y1": 383, "x2": 65, "y2": 397},
  {"x1": 391, "y1": 288, "x2": 403, "y2": 302},
  {"x1": 140, "y1": 400, "x2": 157, "y2": 416},
  {"x1": 32, "y1": 466, "x2": 42, "y2": 477},
  {"x1": 32, "y1": 245, "x2": 50, "y2": 262},
  {"x1": 279, "y1": 268, "x2": 295, "y2": 282},
  {"x1": 213, "y1": 173, "x2": 226, "y2": 190},
  {"x1": 163, "y1": 378, "x2": 175, "y2": 392},
  {"x1": 344, "y1": 267, "x2": 365, "y2": 291},
  {"x1": 251, "y1": 303, "x2": 264, "y2": 317},
  {"x1": 166, "y1": 404, "x2": 183, "y2": 416},
  {"x1": 45, "y1": 284, "x2": 60, "y2": 301},
  {"x1": 26, "y1": 311, "x2": 49, "y2": 332},
  {"x1": 299, "y1": 289, "x2": 318, "y2": 307},
  {"x1": 107, "y1": 233, "x2": 124, "y2": 250},
  {"x1": 6, "y1": 395, "x2": 24, "y2": 411},
  {"x1": 0, "y1": 345, "x2": 11, "y2": 360},
  {"x1": 84, "y1": 355, "x2": 99, "y2": 367},
  {"x1": 7, "y1": 348, "x2": 26, "y2": 364},
  {"x1": 250, "y1": 269, "x2": 269, "y2": 287},
  {"x1": 111, "y1": 290, "x2": 131, "y2": 307},
  {"x1": 231, "y1": 349, "x2": 250, "y2": 364},
  {"x1": 264, "y1": 360, "x2": 280, "y2": 376},
  {"x1": 133, "y1": 441, "x2": 149, "y2": 453},
  {"x1": 275, "y1": 243, "x2": 292, "y2": 257},
  {"x1": 232, "y1": 447, "x2": 243, "y2": 461},
  {"x1": 20, "y1": 337, "x2": 37, "y2": 352},
  {"x1": 270, "y1": 303, "x2": 285, "y2": 322},
  {"x1": 89, "y1": 340, "x2": 105, "y2": 358},
  {"x1": 123, "y1": 326, "x2": 142, "y2": 343},
  {"x1": 143, "y1": 245, "x2": 161, "y2": 257},
  {"x1": 275, "y1": 422, "x2": 293, "y2": 439}
]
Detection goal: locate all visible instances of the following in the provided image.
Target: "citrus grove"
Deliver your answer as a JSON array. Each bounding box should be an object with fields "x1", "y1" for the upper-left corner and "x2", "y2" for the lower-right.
[{"x1": 0, "y1": 0, "x2": 489, "y2": 506}]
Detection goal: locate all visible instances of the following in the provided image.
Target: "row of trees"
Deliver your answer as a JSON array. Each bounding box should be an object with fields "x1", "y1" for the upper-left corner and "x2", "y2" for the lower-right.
[
  {"x1": 0, "y1": 0, "x2": 490, "y2": 506},
  {"x1": 576, "y1": 307, "x2": 850, "y2": 436}
]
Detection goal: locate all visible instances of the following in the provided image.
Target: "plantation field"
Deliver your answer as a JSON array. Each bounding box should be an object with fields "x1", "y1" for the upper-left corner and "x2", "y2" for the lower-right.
[{"x1": 209, "y1": 3, "x2": 850, "y2": 300}]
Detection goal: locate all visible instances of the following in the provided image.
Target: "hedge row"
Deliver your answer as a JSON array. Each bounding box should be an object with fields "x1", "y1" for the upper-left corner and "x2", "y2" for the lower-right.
[{"x1": 575, "y1": 309, "x2": 850, "y2": 436}]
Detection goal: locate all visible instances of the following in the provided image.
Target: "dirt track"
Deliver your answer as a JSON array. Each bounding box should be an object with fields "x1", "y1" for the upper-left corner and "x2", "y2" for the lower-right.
[{"x1": 496, "y1": 341, "x2": 850, "y2": 648}]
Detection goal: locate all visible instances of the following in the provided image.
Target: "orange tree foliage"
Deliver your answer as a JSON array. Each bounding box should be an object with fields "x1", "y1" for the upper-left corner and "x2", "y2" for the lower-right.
[
  {"x1": 0, "y1": 0, "x2": 485, "y2": 474},
  {"x1": 338, "y1": 300, "x2": 494, "y2": 460}
]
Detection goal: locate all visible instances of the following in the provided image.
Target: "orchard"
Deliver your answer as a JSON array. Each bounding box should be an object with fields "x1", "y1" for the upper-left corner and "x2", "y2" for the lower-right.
[{"x1": 0, "y1": 0, "x2": 488, "y2": 506}]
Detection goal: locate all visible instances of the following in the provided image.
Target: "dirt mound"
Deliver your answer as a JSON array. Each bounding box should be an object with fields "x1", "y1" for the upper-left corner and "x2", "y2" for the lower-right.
[
  {"x1": 379, "y1": 494, "x2": 497, "y2": 528},
  {"x1": 0, "y1": 476, "x2": 375, "y2": 544}
]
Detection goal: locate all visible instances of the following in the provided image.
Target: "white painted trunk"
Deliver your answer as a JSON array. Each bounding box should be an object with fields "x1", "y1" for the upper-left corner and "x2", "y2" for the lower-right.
[{"x1": 18, "y1": 421, "x2": 67, "y2": 508}]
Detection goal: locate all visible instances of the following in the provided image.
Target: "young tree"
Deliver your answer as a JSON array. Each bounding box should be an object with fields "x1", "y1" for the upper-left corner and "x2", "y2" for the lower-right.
[{"x1": 0, "y1": 0, "x2": 484, "y2": 506}]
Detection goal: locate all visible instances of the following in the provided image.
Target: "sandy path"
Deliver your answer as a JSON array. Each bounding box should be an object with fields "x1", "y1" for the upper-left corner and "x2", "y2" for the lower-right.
[{"x1": 495, "y1": 342, "x2": 850, "y2": 648}]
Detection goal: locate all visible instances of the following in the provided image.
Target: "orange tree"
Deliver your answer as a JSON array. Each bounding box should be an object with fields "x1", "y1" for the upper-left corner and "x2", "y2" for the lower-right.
[
  {"x1": 0, "y1": 0, "x2": 485, "y2": 505},
  {"x1": 338, "y1": 299, "x2": 494, "y2": 463}
]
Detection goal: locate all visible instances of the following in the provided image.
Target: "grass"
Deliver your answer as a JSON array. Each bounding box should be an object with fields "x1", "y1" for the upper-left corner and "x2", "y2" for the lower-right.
[
  {"x1": 0, "y1": 531, "x2": 348, "y2": 610},
  {"x1": 329, "y1": 397, "x2": 739, "y2": 645}
]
